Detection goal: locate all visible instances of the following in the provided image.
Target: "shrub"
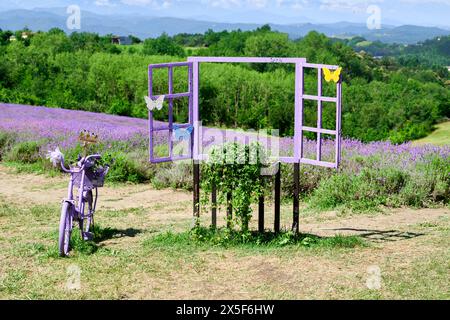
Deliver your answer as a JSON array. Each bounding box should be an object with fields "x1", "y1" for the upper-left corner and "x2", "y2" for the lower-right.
[
  {"x1": 4, "y1": 141, "x2": 42, "y2": 163},
  {"x1": 280, "y1": 163, "x2": 333, "y2": 198},
  {"x1": 308, "y1": 155, "x2": 449, "y2": 212},
  {"x1": 107, "y1": 99, "x2": 133, "y2": 116},
  {"x1": 0, "y1": 132, "x2": 17, "y2": 160},
  {"x1": 102, "y1": 151, "x2": 148, "y2": 183},
  {"x1": 308, "y1": 173, "x2": 356, "y2": 210},
  {"x1": 400, "y1": 155, "x2": 450, "y2": 206},
  {"x1": 151, "y1": 162, "x2": 192, "y2": 190},
  {"x1": 389, "y1": 122, "x2": 431, "y2": 144}
]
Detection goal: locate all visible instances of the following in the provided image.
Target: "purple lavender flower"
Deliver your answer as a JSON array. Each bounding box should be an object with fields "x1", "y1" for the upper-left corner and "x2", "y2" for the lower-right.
[{"x1": 1, "y1": 103, "x2": 448, "y2": 172}]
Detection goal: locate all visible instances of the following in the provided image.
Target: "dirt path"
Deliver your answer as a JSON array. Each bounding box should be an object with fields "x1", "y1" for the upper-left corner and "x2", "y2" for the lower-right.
[
  {"x1": 0, "y1": 165, "x2": 191, "y2": 211},
  {"x1": 0, "y1": 165, "x2": 448, "y2": 237}
]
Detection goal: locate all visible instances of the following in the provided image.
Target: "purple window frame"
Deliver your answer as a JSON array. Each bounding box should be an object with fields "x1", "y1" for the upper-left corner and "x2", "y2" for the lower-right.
[
  {"x1": 148, "y1": 62, "x2": 193, "y2": 163},
  {"x1": 148, "y1": 57, "x2": 342, "y2": 169}
]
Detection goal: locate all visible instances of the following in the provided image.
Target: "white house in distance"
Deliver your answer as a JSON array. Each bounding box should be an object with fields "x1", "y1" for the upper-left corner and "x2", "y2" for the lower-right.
[{"x1": 9, "y1": 32, "x2": 33, "y2": 42}]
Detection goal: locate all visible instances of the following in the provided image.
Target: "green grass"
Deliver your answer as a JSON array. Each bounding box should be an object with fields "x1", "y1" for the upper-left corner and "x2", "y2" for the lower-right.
[
  {"x1": 144, "y1": 227, "x2": 367, "y2": 250},
  {"x1": 0, "y1": 194, "x2": 449, "y2": 299},
  {"x1": 2, "y1": 161, "x2": 59, "y2": 176},
  {"x1": 385, "y1": 253, "x2": 450, "y2": 299},
  {"x1": 351, "y1": 249, "x2": 450, "y2": 299},
  {"x1": 414, "y1": 121, "x2": 450, "y2": 146}
]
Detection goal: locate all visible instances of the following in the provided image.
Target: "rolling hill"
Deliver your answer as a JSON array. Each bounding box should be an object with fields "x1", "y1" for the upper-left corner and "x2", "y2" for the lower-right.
[{"x1": 0, "y1": 8, "x2": 449, "y2": 44}]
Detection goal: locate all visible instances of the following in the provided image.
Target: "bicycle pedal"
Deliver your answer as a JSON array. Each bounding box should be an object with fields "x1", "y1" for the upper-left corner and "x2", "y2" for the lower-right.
[{"x1": 83, "y1": 232, "x2": 94, "y2": 241}]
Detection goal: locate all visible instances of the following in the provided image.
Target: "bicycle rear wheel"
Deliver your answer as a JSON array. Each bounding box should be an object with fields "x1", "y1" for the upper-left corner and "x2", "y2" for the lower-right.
[{"x1": 59, "y1": 202, "x2": 73, "y2": 257}]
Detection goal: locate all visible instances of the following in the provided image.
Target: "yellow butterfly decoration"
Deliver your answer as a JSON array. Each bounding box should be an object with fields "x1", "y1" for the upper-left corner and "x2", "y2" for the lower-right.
[{"x1": 323, "y1": 67, "x2": 342, "y2": 83}]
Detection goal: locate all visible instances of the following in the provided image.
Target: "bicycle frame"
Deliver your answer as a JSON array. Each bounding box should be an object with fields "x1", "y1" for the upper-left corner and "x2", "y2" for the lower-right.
[
  {"x1": 60, "y1": 154, "x2": 101, "y2": 221},
  {"x1": 55, "y1": 150, "x2": 109, "y2": 255}
]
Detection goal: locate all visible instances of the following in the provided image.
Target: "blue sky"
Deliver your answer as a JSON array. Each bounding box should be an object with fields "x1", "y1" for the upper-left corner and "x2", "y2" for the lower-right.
[{"x1": 2, "y1": 0, "x2": 450, "y2": 27}]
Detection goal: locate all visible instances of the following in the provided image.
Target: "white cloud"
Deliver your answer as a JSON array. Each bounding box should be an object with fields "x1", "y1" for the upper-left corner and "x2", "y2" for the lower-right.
[
  {"x1": 120, "y1": 0, "x2": 173, "y2": 7},
  {"x1": 247, "y1": 0, "x2": 268, "y2": 8},
  {"x1": 208, "y1": 0, "x2": 242, "y2": 8},
  {"x1": 320, "y1": 0, "x2": 384, "y2": 13},
  {"x1": 95, "y1": 0, "x2": 115, "y2": 6},
  {"x1": 277, "y1": 0, "x2": 309, "y2": 10},
  {"x1": 292, "y1": 0, "x2": 308, "y2": 10},
  {"x1": 117, "y1": 0, "x2": 450, "y2": 12},
  {"x1": 205, "y1": 0, "x2": 311, "y2": 9},
  {"x1": 121, "y1": 0, "x2": 154, "y2": 5},
  {"x1": 400, "y1": 0, "x2": 450, "y2": 4}
]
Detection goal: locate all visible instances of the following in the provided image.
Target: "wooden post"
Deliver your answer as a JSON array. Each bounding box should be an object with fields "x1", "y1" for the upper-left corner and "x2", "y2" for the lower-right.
[
  {"x1": 292, "y1": 163, "x2": 300, "y2": 233},
  {"x1": 258, "y1": 193, "x2": 265, "y2": 233},
  {"x1": 274, "y1": 162, "x2": 281, "y2": 233},
  {"x1": 193, "y1": 162, "x2": 200, "y2": 218},
  {"x1": 226, "y1": 192, "x2": 232, "y2": 228},
  {"x1": 211, "y1": 182, "x2": 217, "y2": 228}
]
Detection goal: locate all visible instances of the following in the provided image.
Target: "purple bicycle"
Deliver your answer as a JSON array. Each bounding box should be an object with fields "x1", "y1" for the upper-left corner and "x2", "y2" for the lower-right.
[{"x1": 48, "y1": 147, "x2": 110, "y2": 256}]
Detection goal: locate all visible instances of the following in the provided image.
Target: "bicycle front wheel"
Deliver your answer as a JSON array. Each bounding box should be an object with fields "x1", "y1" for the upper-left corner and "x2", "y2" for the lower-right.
[{"x1": 59, "y1": 201, "x2": 73, "y2": 257}]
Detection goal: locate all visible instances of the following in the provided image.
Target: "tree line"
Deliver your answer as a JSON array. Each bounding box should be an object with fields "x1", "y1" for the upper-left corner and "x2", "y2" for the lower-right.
[{"x1": 0, "y1": 26, "x2": 448, "y2": 143}]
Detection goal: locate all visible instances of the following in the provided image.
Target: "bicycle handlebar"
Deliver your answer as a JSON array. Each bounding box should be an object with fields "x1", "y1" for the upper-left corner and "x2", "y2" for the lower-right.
[
  {"x1": 59, "y1": 157, "x2": 72, "y2": 173},
  {"x1": 60, "y1": 154, "x2": 103, "y2": 173}
]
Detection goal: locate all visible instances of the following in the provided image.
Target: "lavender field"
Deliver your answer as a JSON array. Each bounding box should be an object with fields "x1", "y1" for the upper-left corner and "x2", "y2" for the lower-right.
[{"x1": 0, "y1": 103, "x2": 449, "y2": 211}]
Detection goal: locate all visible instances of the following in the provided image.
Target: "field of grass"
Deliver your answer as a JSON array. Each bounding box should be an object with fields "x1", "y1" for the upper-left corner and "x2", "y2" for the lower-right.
[
  {"x1": 0, "y1": 166, "x2": 449, "y2": 299},
  {"x1": 414, "y1": 121, "x2": 450, "y2": 146},
  {"x1": 355, "y1": 41, "x2": 373, "y2": 47}
]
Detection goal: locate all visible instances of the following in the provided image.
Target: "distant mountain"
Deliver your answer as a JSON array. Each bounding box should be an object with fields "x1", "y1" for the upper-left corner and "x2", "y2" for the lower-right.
[
  {"x1": 1, "y1": 9, "x2": 449, "y2": 44},
  {"x1": 363, "y1": 25, "x2": 450, "y2": 44}
]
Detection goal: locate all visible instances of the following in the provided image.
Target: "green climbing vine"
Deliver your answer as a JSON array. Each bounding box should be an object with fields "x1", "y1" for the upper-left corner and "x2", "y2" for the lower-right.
[{"x1": 201, "y1": 142, "x2": 268, "y2": 234}]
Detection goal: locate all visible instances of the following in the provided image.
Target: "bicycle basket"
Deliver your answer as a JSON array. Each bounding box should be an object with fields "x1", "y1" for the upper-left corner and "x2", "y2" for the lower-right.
[{"x1": 73, "y1": 166, "x2": 109, "y2": 190}]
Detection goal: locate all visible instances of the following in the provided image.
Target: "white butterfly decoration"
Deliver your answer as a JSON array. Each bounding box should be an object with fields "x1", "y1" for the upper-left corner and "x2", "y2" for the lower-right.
[
  {"x1": 46, "y1": 147, "x2": 64, "y2": 167},
  {"x1": 144, "y1": 95, "x2": 165, "y2": 111}
]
